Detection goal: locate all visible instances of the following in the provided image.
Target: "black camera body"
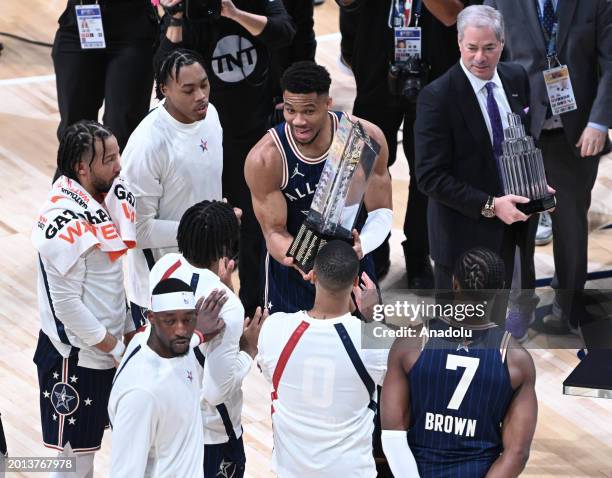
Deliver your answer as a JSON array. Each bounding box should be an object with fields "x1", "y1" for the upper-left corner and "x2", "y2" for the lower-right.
[
  {"x1": 388, "y1": 56, "x2": 430, "y2": 103},
  {"x1": 164, "y1": 0, "x2": 221, "y2": 21}
]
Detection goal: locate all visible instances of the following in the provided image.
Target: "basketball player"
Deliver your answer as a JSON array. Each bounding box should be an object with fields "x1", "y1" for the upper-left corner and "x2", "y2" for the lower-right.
[
  {"x1": 108, "y1": 278, "x2": 236, "y2": 476},
  {"x1": 122, "y1": 49, "x2": 225, "y2": 328},
  {"x1": 149, "y1": 200, "x2": 260, "y2": 478},
  {"x1": 381, "y1": 248, "x2": 537, "y2": 477},
  {"x1": 31, "y1": 121, "x2": 136, "y2": 478},
  {"x1": 245, "y1": 61, "x2": 393, "y2": 314},
  {"x1": 257, "y1": 240, "x2": 389, "y2": 477}
]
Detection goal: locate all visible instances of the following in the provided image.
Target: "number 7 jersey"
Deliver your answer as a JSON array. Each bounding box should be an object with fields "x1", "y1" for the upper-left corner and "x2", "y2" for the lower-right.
[{"x1": 407, "y1": 318, "x2": 515, "y2": 478}]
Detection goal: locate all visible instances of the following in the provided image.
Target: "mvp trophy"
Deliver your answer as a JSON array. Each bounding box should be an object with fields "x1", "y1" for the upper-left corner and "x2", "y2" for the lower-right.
[
  {"x1": 499, "y1": 113, "x2": 556, "y2": 214},
  {"x1": 286, "y1": 116, "x2": 381, "y2": 272}
]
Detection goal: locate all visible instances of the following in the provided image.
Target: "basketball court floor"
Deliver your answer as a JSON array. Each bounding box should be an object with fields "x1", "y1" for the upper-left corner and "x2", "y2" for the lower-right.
[{"x1": 0, "y1": 1, "x2": 611, "y2": 476}]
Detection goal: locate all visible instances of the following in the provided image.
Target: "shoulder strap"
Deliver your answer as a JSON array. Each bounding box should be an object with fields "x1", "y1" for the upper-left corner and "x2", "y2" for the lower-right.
[
  {"x1": 499, "y1": 330, "x2": 512, "y2": 364},
  {"x1": 334, "y1": 323, "x2": 377, "y2": 412},
  {"x1": 216, "y1": 403, "x2": 237, "y2": 441},
  {"x1": 112, "y1": 344, "x2": 142, "y2": 385},
  {"x1": 270, "y1": 320, "x2": 310, "y2": 412}
]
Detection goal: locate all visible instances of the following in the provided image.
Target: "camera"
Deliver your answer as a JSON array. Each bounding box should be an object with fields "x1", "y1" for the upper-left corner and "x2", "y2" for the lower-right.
[
  {"x1": 388, "y1": 56, "x2": 430, "y2": 103},
  {"x1": 164, "y1": 0, "x2": 221, "y2": 21}
]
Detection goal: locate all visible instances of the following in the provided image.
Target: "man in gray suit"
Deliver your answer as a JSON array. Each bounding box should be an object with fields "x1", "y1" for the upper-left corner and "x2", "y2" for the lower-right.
[{"x1": 485, "y1": 0, "x2": 612, "y2": 334}]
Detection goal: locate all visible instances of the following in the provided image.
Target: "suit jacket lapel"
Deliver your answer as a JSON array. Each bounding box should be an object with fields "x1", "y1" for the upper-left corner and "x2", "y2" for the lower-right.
[
  {"x1": 450, "y1": 64, "x2": 492, "y2": 155},
  {"x1": 498, "y1": 67, "x2": 524, "y2": 117},
  {"x1": 519, "y1": 0, "x2": 547, "y2": 54},
  {"x1": 555, "y1": 0, "x2": 578, "y2": 55}
]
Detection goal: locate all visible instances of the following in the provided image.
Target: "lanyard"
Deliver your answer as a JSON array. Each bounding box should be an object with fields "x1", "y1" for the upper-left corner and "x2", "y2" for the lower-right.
[
  {"x1": 536, "y1": 1, "x2": 560, "y2": 66},
  {"x1": 391, "y1": 0, "x2": 422, "y2": 28}
]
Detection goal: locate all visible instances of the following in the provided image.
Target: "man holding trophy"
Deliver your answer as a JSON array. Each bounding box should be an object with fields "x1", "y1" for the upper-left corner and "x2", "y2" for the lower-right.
[
  {"x1": 245, "y1": 61, "x2": 392, "y2": 314},
  {"x1": 415, "y1": 5, "x2": 555, "y2": 300}
]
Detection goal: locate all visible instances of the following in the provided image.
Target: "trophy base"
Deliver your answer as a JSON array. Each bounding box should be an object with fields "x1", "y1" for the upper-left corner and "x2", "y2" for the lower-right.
[
  {"x1": 286, "y1": 223, "x2": 351, "y2": 273},
  {"x1": 516, "y1": 194, "x2": 556, "y2": 215}
]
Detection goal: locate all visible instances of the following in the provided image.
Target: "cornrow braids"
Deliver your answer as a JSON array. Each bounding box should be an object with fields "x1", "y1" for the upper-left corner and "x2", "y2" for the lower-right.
[
  {"x1": 280, "y1": 61, "x2": 331, "y2": 96},
  {"x1": 155, "y1": 48, "x2": 207, "y2": 100},
  {"x1": 454, "y1": 247, "x2": 506, "y2": 291},
  {"x1": 55, "y1": 120, "x2": 113, "y2": 182},
  {"x1": 177, "y1": 200, "x2": 240, "y2": 268}
]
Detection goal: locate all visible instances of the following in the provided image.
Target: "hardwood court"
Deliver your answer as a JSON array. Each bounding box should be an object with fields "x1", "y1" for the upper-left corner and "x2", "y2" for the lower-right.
[{"x1": 0, "y1": 1, "x2": 611, "y2": 476}]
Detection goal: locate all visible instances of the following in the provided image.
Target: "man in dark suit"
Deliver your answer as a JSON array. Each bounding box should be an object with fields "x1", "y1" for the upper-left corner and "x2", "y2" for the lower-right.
[
  {"x1": 415, "y1": 5, "x2": 540, "y2": 297},
  {"x1": 484, "y1": 0, "x2": 612, "y2": 334}
]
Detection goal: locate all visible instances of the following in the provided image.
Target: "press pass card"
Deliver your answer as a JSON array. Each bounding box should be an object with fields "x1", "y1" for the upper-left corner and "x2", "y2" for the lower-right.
[
  {"x1": 75, "y1": 4, "x2": 106, "y2": 49},
  {"x1": 543, "y1": 65, "x2": 577, "y2": 116},
  {"x1": 394, "y1": 27, "x2": 421, "y2": 62}
]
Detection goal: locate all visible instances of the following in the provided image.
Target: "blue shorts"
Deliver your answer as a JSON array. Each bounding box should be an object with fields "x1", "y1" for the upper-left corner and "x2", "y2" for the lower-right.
[
  {"x1": 204, "y1": 435, "x2": 245, "y2": 478},
  {"x1": 33, "y1": 331, "x2": 115, "y2": 453}
]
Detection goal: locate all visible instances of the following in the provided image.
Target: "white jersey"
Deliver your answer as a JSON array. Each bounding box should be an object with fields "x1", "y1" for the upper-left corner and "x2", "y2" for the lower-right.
[
  {"x1": 257, "y1": 311, "x2": 389, "y2": 478},
  {"x1": 122, "y1": 101, "x2": 223, "y2": 308},
  {"x1": 37, "y1": 247, "x2": 132, "y2": 370},
  {"x1": 150, "y1": 253, "x2": 252, "y2": 444},
  {"x1": 108, "y1": 327, "x2": 204, "y2": 477}
]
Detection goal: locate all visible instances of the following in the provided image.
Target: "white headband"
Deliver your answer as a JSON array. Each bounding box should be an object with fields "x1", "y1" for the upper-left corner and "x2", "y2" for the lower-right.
[{"x1": 150, "y1": 291, "x2": 196, "y2": 312}]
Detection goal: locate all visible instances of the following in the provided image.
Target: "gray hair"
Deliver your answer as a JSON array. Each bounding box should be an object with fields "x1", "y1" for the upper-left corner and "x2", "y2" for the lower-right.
[{"x1": 457, "y1": 5, "x2": 505, "y2": 43}]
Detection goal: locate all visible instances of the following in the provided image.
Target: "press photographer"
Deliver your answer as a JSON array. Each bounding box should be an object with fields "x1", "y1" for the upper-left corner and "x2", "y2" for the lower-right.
[
  {"x1": 338, "y1": 0, "x2": 467, "y2": 289},
  {"x1": 156, "y1": 0, "x2": 296, "y2": 322}
]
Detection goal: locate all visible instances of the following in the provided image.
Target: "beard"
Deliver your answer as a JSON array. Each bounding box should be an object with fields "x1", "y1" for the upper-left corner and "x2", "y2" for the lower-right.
[
  {"x1": 91, "y1": 173, "x2": 116, "y2": 195},
  {"x1": 169, "y1": 338, "x2": 191, "y2": 356}
]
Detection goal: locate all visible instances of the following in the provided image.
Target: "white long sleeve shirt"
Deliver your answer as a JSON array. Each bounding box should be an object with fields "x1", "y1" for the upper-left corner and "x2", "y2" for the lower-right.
[
  {"x1": 37, "y1": 247, "x2": 132, "y2": 370},
  {"x1": 122, "y1": 101, "x2": 223, "y2": 308},
  {"x1": 150, "y1": 253, "x2": 252, "y2": 444},
  {"x1": 108, "y1": 328, "x2": 204, "y2": 477},
  {"x1": 257, "y1": 311, "x2": 389, "y2": 478}
]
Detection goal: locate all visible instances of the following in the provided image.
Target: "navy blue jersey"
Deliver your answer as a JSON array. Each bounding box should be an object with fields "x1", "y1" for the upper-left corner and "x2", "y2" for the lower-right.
[
  {"x1": 264, "y1": 111, "x2": 376, "y2": 313},
  {"x1": 407, "y1": 319, "x2": 515, "y2": 478}
]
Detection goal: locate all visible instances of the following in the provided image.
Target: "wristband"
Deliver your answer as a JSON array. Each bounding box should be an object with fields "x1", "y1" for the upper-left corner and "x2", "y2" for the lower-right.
[
  {"x1": 169, "y1": 16, "x2": 184, "y2": 26},
  {"x1": 110, "y1": 339, "x2": 126, "y2": 362}
]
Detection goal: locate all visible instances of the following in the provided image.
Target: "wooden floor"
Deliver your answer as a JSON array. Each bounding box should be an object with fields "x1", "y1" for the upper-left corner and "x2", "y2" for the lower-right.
[{"x1": 1, "y1": 1, "x2": 611, "y2": 477}]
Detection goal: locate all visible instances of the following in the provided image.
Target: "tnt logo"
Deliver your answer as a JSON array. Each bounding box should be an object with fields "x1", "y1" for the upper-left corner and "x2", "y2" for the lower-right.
[{"x1": 211, "y1": 35, "x2": 257, "y2": 83}]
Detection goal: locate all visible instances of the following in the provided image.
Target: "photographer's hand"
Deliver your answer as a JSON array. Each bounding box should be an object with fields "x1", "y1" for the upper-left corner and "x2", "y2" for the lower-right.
[{"x1": 221, "y1": 0, "x2": 268, "y2": 36}]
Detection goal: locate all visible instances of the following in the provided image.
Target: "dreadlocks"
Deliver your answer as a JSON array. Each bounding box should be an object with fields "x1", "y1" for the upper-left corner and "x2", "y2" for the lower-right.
[
  {"x1": 177, "y1": 200, "x2": 240, "y2": 268},
  {"x1": 454, "y1": 247, "x2": 506, "y2": 292},
  {"x1": 155, "y1": 49, "x2": 207, "y2": 100},
  {"x1": 55, "y1": 120, "x2": 113, "y2": 182}
]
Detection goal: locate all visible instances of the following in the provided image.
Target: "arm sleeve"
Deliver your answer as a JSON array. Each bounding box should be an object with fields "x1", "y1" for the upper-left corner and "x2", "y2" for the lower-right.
[
  {"x1": 256, "y1": 0, "x2": 296, "y2": 49},
  {"x1": 122, "y1": 141, "x2": 179, "y2": 250},
  {"x1": 381, "y1": 430, "x2": 421, "y2": 477},
  {"x1": 110, "y1": 389, "x2": 157, "y2": 477},
  {"x1": 200, "y1": 299, "x2": 253, "y2": 405},
  {"x1": 43, "y1": 255, "x2": 107, "y2": 347},
  {"x1": 588, "y1": 0, "x2": 612, "y2": 127},
  {"x1": 414, "y1": 86, "x2": 489, "y2": 219}
]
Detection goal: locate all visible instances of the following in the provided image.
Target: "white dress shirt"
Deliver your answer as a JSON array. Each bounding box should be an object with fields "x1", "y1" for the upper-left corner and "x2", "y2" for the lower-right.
[{"x1": 459, "y1": 59, "x2": 513, "y2": 145}]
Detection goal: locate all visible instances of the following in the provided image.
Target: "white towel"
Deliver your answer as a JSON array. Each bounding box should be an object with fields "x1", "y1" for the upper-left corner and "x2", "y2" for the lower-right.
[{"x1": 32, "y1": 176, "x2": 136, "y2": 275}]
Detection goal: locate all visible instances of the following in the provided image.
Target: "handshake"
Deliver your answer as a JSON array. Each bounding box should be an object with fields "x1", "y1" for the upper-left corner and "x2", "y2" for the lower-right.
[{"x1": 158, "y1": 0, "x2": 222, "y2": 20}]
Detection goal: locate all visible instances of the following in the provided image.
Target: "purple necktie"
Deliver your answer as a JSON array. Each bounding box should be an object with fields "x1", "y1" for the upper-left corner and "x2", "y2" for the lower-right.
[{"x1": 485, "y1": 81, "x2": 504, "y2": 160}]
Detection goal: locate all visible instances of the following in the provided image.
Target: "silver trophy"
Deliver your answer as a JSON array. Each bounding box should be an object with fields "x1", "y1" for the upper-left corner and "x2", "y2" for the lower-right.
[
  {"x1": 499, "y1": 113, "x2": 556, "y2": 214},
  {"x1": 287, "y1": 116, "x2": 380, "y2": 272}
]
